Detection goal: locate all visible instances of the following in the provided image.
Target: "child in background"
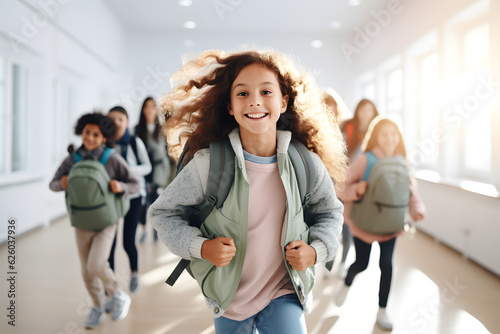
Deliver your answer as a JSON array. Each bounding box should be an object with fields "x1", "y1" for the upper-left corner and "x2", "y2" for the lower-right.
[
  {"x1": 49, "y1": 113, "x2": 138, "y2": 328},
  {"x1": 341, "y1": 99, "x2": 379, "y2": 160},
  {"x1": 337, "y1": 98, "x2": 379, "y2": 278},
  {"x1": 321, "y1": 88, "x2": 349, "y2": 124},
  {"x1": 149, "y1": 49, "x2": 347, "y2": 334},
  {"x1": 334, "y1": 116, "x2": 426, "y2": 331},
  {"x1": 108, "y1": 106, "x2": 152, "y2": 293},
  {"x1": 135, "y1": 97, "x2": 174, "y2": 243}
]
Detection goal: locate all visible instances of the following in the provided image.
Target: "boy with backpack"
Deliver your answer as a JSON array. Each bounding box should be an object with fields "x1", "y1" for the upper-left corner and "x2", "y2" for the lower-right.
[{"x1": 49, "y1": 113, "x2": 139, "y2": 328}]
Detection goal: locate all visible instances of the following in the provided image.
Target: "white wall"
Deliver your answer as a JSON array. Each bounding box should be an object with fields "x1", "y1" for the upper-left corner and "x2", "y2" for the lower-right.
[
  {"x1": 417, "y1": 180, "x2": 500, "y2": 276},
  {"x1": 0, "y1": 0, "x2": 126, "y2": 241}
]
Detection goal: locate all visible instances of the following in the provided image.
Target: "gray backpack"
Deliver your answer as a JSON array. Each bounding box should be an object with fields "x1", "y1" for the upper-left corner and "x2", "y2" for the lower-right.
[
  {"x1": 66, "y1": 148, "x2": 130, "y2": 231},
  {"x1": 350, "y1": 152, "x2": 410, "y2": 235}
]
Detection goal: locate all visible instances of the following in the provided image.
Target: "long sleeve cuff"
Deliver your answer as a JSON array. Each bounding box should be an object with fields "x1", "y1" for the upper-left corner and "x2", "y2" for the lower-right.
[
  {"x1": 310, "y1": 239, "x2": 329, "y2": 263},
  {"x1": 189, "y1": 236, "x2": 209, "y2": 259}
]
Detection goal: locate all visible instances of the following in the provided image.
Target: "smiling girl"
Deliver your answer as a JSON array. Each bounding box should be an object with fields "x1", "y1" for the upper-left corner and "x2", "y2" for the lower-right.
[{"x1": 149, "y1": 50, "x2": 347, "y2": 333}]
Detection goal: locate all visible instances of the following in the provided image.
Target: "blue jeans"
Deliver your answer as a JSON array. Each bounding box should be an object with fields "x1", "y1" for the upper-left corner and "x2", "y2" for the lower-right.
[{"x1": 214, "y1": 294, "x2": 307, "y2": 334}]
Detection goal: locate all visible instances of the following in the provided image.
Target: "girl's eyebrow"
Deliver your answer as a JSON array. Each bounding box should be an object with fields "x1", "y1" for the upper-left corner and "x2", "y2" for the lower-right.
[{"x1": 232, "y1": 81, "x2": 277, "y2": 90}]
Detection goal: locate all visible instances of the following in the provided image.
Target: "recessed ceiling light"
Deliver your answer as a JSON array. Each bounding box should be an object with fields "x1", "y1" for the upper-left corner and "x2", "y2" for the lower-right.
[
  {"x1": 183, "y1": 21, "x2": 197, "y2": 29},
  {"x1": 331, "y1": 21, "x2": 342, "y2": 29},
  {"x1": 349, "y1": 0, "x2": 360, "y2": 6},
  {"x1": 179, "y1": 0, "x2": 192, "y2": 6},
  {"x1": 311, "y1": 40, "x2": 323, "y2": 48}
]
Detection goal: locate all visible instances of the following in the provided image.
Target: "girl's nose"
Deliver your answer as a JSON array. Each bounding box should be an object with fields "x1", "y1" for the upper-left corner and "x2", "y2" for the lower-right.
[{"x1": 249, "y1": 97, "x2": 261, "y2": 107}]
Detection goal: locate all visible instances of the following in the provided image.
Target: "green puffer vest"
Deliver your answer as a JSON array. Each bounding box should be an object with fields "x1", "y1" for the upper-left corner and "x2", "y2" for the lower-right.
[{"x1": 189, "y1": 150, "x2": 315, "y2": 313}]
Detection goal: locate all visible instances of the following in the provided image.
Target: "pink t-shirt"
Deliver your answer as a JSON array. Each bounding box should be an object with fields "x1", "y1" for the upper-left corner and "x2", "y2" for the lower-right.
[{"x1": 223, "y1": 159, "x2": 295, "y2": 320}]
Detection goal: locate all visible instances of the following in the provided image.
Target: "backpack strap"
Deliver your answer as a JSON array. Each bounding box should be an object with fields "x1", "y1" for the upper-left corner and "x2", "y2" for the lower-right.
[
  {"x1": 99, "y1": 148, "x2": 114, "y2": 165},
  {"x1": 166, "y1": 138, "x2": 235, "y2": 286},
  {"x1": 166, "y1": 258, "x2": 191, "y2": 286},
  {"x1": 74, "y1": 152, "x2": 82, "y2": 163},
  {"x1": 73, "y1": 148, "x2": 114, "y2": 165},
  {"x1": 288, "y1": 140, "x2": 316, "y2": 210},
  {"x1": 362, "y1": 151, "x2": 377, "y2": 181},
  {"x1": 194, "y1": 138, "x2": 235, "y2": 228}
]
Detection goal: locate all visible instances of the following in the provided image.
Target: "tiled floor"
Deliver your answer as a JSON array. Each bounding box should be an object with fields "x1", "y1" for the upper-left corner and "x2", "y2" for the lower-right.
[{"x1": 0, "y1": 217, "x2": 498, "y2": 334}]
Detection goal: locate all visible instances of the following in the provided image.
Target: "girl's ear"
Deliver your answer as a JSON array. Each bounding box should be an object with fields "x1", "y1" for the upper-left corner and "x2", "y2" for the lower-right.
[
  {"x1": 228, "y1": 102, "x2": 234, "y2": 115},
  {"x1": 280, "y1": 95, "x2": 289, "y2": 113}
]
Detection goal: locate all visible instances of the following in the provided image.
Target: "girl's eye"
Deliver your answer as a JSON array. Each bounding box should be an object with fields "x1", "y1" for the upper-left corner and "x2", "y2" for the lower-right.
[
  {"x1": 262, "y1": 90, "x2": 271, "y2": 95},
  {"x1": 237, "y1": 92, "x2": 248, "y2": 96}
]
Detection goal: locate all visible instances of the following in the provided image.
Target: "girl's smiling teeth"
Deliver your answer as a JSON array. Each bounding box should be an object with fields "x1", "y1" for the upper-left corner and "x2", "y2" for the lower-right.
[{"x1": 245, "y1": 113, "x2": 268, "y2": 119}]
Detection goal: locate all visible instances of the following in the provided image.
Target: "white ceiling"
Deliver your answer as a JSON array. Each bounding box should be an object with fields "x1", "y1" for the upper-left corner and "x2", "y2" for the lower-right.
[{"x1": 103, "y1": 0, "x2": 390, "y2": 34}]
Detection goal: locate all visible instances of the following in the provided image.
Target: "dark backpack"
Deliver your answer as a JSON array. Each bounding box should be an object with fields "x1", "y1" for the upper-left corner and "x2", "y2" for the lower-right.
[
  {"x1": 66, "y1": 148, "x2": 130, "y2": 231},
  {"x1": 350, "y1": 151, "x2": 410, "y2": 235},
  {"x1": 166, "y1": 137, "x2": 319, "y2": 286}
]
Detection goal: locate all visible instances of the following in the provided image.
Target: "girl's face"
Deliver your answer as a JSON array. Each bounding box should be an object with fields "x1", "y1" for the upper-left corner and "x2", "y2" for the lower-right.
[
  {"x1": 357, "y1": 103, "x2": 376, "y2": 131},
  {"x1": 229, "y1": 64, "x2": 288, "y2": 142},
  {"x1": 81, "y1": 124, "x2": 106, "y2": 151},
  {"x1": 376, "y1": 123, "x2": 400, "y2": 157},
  {"x1": 143, "y1": 99, "x2": 157, "y2": 124},
  {"x1": 108, "y1": 111, "x2": 129, "y2": 140}
]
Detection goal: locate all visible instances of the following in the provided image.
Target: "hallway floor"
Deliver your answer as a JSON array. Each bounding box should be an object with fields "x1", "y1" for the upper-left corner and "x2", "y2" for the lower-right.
[{"x1": 1, "y1": 216, "x2": 499, "y2": 334}]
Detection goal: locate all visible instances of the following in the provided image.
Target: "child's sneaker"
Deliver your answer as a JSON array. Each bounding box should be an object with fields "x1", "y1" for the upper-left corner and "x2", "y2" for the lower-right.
[
  {"x1": 333, "y1": 283, "x2": 350, "y2": 306},
  {"x1": 336, "y1": 262, "x2": 347, "y2": 279},
  {"x1": 84, "y1": 306, "x2": 105, "y2": 328},
  {"x1": 110, "y1": 290, "x2": 131, "y2": 321},
  {"x1": 130, "y1": 273, "x2": 140, "y2": 293},
  {"x1": 376, "y1": 308, "x2": 393, "y2": 331},
  {"x1": 104, "y1": 296, "x2": 113, "y2": 313}
]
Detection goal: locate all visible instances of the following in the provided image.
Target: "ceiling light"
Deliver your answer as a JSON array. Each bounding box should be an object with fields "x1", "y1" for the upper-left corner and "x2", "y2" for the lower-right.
[
  {"x1": 331, "y1": 21, "x2": 342, "y2": 29},
  {"x1": 178, "y1": 0, "x2": 192, "y2": 6},
  {"x1": 183, "y1": 21, "x2": 197, "y2": 29},
  {"x1": 311, "y1": 40, "x2": 323, "y2": 48},
  {"x1": 349, "y1": 0, "x2": 360, "y2": 6}
]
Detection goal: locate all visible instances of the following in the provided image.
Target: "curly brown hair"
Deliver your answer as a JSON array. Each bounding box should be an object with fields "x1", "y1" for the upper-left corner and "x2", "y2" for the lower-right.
[{"x1": 159, "y1": 49, "x2": 347, "y2": 189}]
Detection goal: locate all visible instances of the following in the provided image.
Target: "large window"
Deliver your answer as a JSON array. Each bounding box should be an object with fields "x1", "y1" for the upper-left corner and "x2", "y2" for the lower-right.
[
  {"x1": 53, "y1": 81, "x2": 76, "y2": 165},
  {"x1": 355, "y1": 70, "x2": 377, "y2": 105},
  {"x1": 385, "y1": 68, "x2": 403, "y2": 116},
  {"x1": 0, "y1": 58, "x2": 6, "y2": 174},
  {"x1": 1, "y1": 62, "x2": 28, "y2": 176},
  {"x1": 462, "y1": 23, "x2": 491, "y2": 175},
  {"x1": 417, "y1": 52, "x2": 440, "y2": 167},
  {"x1": 12, "y1": 64, "x2": 28, "y2": 172}
]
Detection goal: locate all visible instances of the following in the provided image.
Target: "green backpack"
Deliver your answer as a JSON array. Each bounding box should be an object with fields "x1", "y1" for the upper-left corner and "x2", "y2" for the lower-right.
[
  {"x1": 350, "y1": 151, "x2": 410, "y2": 235},
  {"x1": 66, "y1": 148, "x2": 130, "y2": 231},
  {"x1": 166, "y1": 137, "x2": 320, "y2": 286}
]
